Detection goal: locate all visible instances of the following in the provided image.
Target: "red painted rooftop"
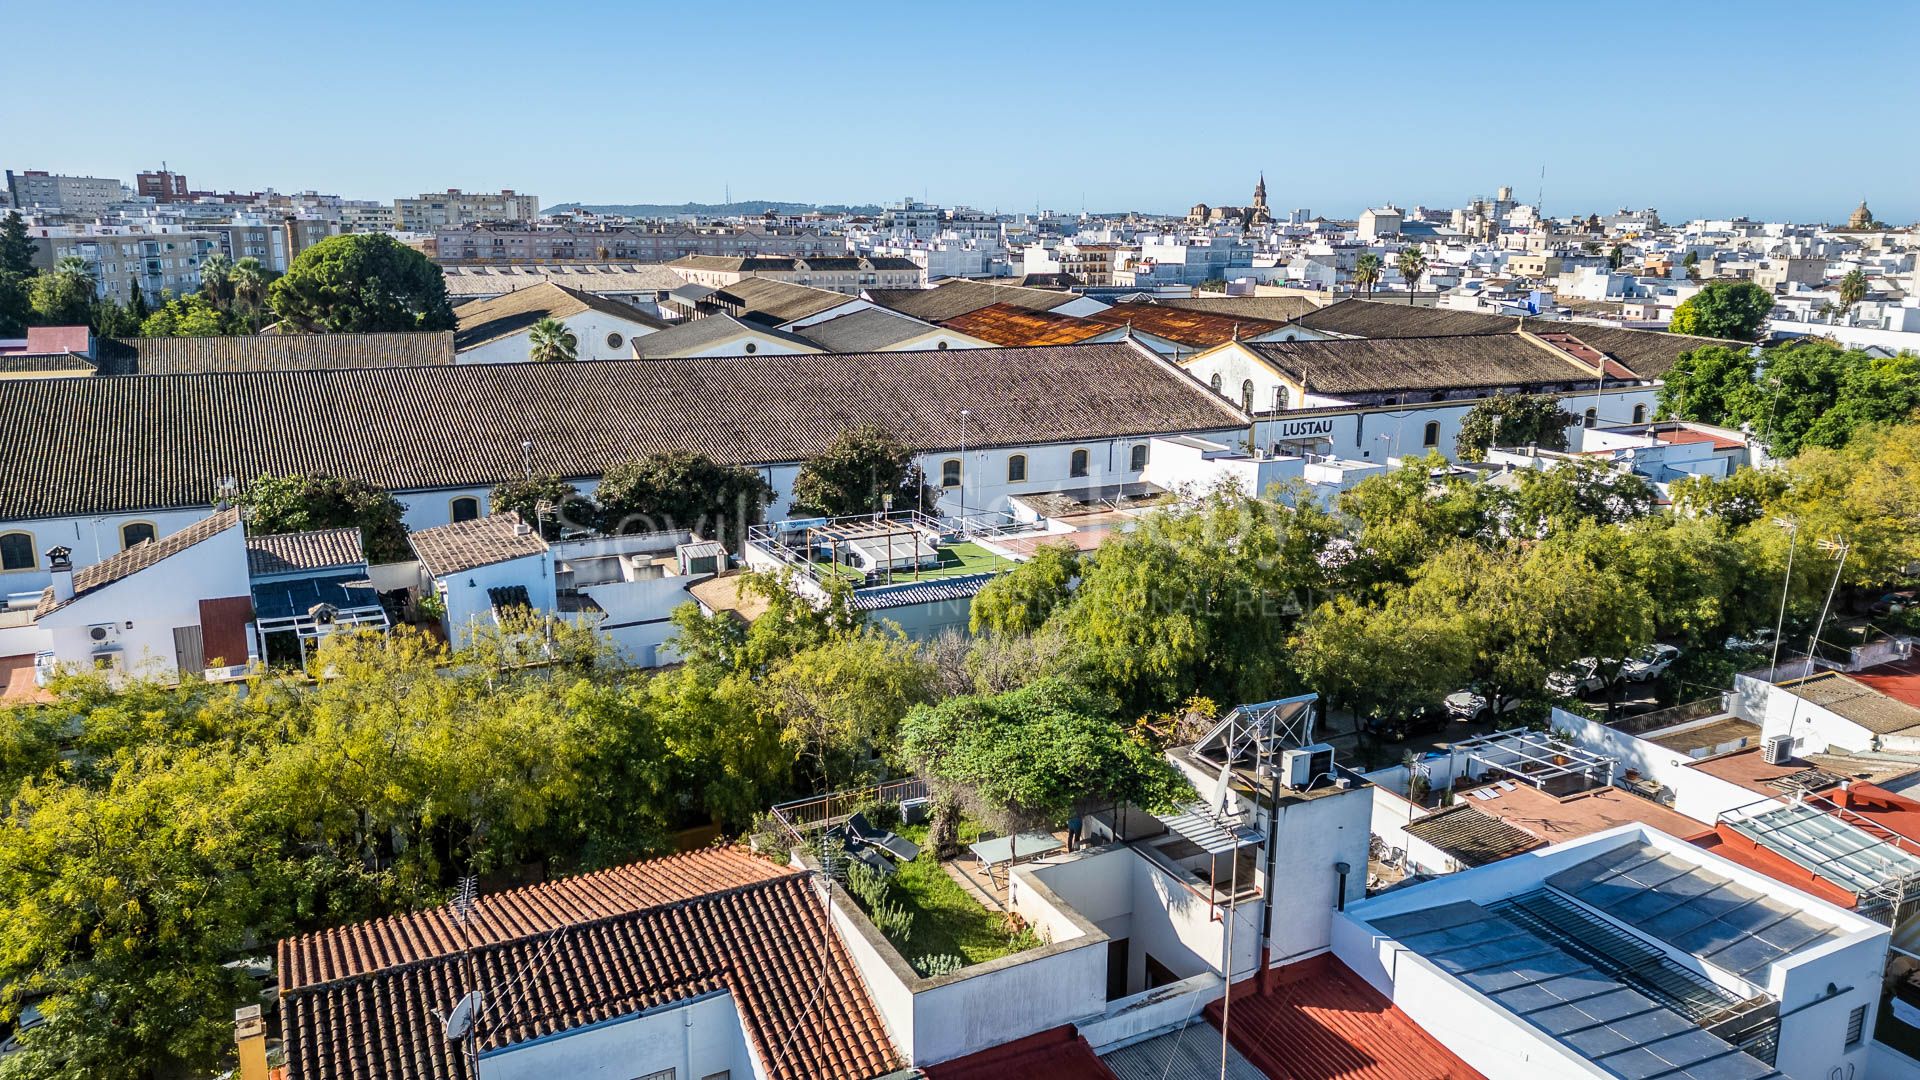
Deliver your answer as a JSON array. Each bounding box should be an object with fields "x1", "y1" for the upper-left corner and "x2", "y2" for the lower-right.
[
  {"x1": 0, "y1": 325, "x2": 91, "y2": 356},
  {"x1": 1206, "y1": 953, "x2": 1487, "y2": 1080},
  {"x1": 1852, "y1": 655, "x2": 1920, "y2": 712},
  {"x1": 1691, "y1": 824, "x2": 1859, "y2": 908},
  {"x1": 922, "y1": 1025, "x2": 1115, "y2": 1080}
]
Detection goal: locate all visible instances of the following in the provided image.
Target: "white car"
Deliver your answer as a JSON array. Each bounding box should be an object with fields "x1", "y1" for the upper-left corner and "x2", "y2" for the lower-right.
[
  {"x1": 1444, "y1": 689, "x2": 1523, "y2": 722},
  {"x1": 1547, "y1": 658, "x2": 1615, "y2": 697},
  {"x1": 1623, "y1": 644, "x2": 1681, "y2": 683}
]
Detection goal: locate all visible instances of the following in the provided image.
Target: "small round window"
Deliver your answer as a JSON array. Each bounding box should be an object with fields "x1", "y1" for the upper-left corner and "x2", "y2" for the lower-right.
[
  {"x1": 744, "y1": 343, "x2": 757, "y2": 354},
  {"x1": 937, "y1": 341, "x2": 949, "y2": 350},
  {"x1": 606, "y1": 332, "x2": 624, "y2": 349}
]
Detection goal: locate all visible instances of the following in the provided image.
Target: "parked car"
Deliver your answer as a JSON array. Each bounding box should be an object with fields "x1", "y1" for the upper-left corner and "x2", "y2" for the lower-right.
[
  {"x1": 1725, "y1": 628, "x2": 1776, "y2": 653},
  {"x1": 1444, "y1": 688, "x2": 1524, "y2": 723},
  {"x1": 1546, "y1": 657, "x2": 1616, "y2": 697},
  {"x1": 1870, "y1": 590, "x2": 1919, "y2": 617},
  {"x1": 1622, "y1": 644, "x2": 1682, "y2": 683},
  {"x1": 1362, "y1": 706, "x2": 1447, "y2": 742}
]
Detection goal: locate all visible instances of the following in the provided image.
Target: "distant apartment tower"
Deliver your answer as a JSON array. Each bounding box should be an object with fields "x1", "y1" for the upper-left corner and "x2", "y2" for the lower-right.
[
  {"x1": 6, "y1": 170, "x2": 126, "y2": 217},
  {"x1": 394, "y1": 189, "x2": 540, "y2": 231},
  {"x1": 201, "y1": 218, "x2": 342, "y2": 272},
  {"x1": 434, "y1": 223, "x2": 834, "y2": 263},
  {"x1": 27, "y1": 226, "x2": 212, "y2": 301},
  {"x1": 137, "y1": 169, "x2": 191, "y2": 203}
]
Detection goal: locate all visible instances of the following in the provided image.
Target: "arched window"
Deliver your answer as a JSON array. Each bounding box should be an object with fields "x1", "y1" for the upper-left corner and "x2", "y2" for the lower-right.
[
  {"x1": 1240, "y1": 380, "x2": 1256, "y2": 412},
  {"x1": 1423, "y1": 421, "x2": 1441, "y2": 448},
  {"x1": 1007, "y1": 454, "x2": 1027, "y2": 483},
  {"x1": 1070, "y1": 448, "x2": 1090, "y2": 478},
  {"x1": 0, "y1": 531, "x2": 33, "y2": 572},
  {"x1": 941, "y1": 459, "x2": 962, "y2": 488},
  {"x1": 1130, "y1": 443, "x2": 1149, "y2": 471},
  {"x1": 1583, "y1": 407, "x2": 1598, "y2": 428},
  {"x1": 1272, "y1": 385, "x2": 1289, "y2": 411},
  {"x1": 1209, "y1": 373, "x2": 1223, "y2": 395},
  {"x1": 120, "y1": 521, "x2": 157, "y2": 549},
  {"x1": 450, "y1": 497, "x2": 481, "y2": 523},
  {"x1": 1632, "y1": 403, "x2": 1648, "y2": 424}
]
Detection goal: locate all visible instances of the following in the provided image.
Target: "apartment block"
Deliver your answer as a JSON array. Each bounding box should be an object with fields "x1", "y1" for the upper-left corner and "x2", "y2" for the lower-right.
[
  {"x1": 6, "y1": 170, "x2": 126, "y2": 217},
  {"x1": 393, "y1": 188, "x2": 540, "y2": 231}
]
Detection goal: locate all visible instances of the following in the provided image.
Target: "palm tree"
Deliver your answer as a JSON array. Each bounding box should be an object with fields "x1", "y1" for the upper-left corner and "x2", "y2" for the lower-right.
[
  {"x1": 231, "y1": 257, "x2": 272, "y2": 332},
  {"x1": 1353, "y1": 253, "x2": 1382, "y2": 299},
  {"x1": 1396, "y1": 247, "x2": 1428, "y2": 304},
  {"x1": 527, "y1": 317, "x2": 578, "y2": 363},
  {"x1": 1837, "y1": 269, "x2": 1868, "y2": 320},
  {"x1": 200, "y1": 253, "x2": 234, "y2": 311},
  {"x1": 54, "y1": 255, "x2": 96, "y2": 289}
]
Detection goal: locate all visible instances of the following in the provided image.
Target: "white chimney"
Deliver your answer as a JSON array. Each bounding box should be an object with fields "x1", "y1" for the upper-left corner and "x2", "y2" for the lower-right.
[{"x1": 46, "y1": 546, "x2": 74, "y2": 603}]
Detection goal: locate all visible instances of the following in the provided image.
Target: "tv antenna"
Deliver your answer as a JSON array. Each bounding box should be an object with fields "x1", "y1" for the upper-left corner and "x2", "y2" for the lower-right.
[{"x1": 431, "y1": 876, "x2": 485, "y2": 1070}]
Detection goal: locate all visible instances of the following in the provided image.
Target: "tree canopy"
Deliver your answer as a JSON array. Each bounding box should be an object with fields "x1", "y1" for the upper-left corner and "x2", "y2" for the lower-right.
[
  {"x1": 594, "y1": 452, "x2": 773, "y2": 544},
  {"x1": 1454, "y1": 393, "x2": 1577, "y2": 461},
  {"x1": 788, "y1": 426, "x2": 931, "y2": 517},
  {"x1": 1668, "y1": 281, "x2": 1772, "y2": 341},
  {"x1": 233, "y1": 473, "x2": 412, "y2": 563},
  {"x1": 1657, "y1": 340, "x2": 1920, "y2": 456},
  {"x1": 267, "y1": 234, "x2": 455, "y2": 333},
  {"x1": 488, "y1": 474, "x2": 594, "y2": 538}
]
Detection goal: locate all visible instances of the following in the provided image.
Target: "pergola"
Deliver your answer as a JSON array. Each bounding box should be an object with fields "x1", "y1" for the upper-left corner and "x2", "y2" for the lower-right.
[{"x1": 1454, "y1": 727, "x2": 1617, "y2": 790}]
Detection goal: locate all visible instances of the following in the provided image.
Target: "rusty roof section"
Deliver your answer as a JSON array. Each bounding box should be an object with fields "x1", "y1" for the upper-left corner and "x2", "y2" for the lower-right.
[
  {"x1": 277, "y1": 847, "x2": 899, "y2": 1080},
  {"x1": 940, "y1": 302, "x2": 1117, "y2": 346},
  {"x1": 1081, "y1": 303, "x2": 1285, "y2": 347}
]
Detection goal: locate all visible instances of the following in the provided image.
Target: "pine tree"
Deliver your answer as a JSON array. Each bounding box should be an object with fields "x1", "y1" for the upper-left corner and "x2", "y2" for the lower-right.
[
  {"x1": 0, "y1": 211, "x2": 35, "y2": 276},
  {"x1": 128, "y1": 281, "x2": 149, "y2": 321}
]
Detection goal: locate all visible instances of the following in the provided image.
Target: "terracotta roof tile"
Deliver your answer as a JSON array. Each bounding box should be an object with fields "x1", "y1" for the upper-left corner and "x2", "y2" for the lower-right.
[
  {"x1": 246, "y1": 528, "x2": 367, "y2": 576},
  {"x1": 409, "y1": 513, "x2": 547, "y2": 578},
  {"x1": 1083, "y1": 304, "x2": 1286, "y2": 347},
  {"x1": 278, "y1": 848, "x2": 897, "y2": 1080},
  {"x1": 941, "y1": 302, "x2": 1117, "y2": 346}
]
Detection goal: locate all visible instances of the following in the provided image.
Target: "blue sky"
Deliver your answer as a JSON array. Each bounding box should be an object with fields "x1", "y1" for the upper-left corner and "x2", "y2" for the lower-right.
[{"x1": 6, "y1": 0, "x2": 1914, "y2": 223}]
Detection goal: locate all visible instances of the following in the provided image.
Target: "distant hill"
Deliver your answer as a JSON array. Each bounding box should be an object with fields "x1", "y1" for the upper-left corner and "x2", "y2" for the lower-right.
[{"x1": 545, "y1": 200, "x2": 885, "y2": 218}]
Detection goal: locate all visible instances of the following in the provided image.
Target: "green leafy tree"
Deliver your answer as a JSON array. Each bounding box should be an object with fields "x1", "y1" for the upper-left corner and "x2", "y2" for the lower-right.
[
  {"x1": 27, "y1": 260, "x2": 96, "y2": 326},
  {"x1": 1607, "y1": 244, "x2": 1625, "y2": 270},
  {"x1": 1667, "y1": 340, "x2": 1920, "y2": 456},
  {"x1": 127, "y1": 281, "x2": 148, "y2": 322},
  {"x1": 138, "y1": 291, "x2": 241, "y2": 337},
  {"x1": 1836, "y1": 269, "x2": 1868, "y2": 318},
  {"x1": 89, "y1": 295, "x2": 139, "y2": 337},
  {"x1": 1508, "y1": 459, "x2": 1656, "y2": 537},
  {"x1": 1396, "y1": 246, "x2": 1428, "y2": 303},
  {"x1": 230, "y1": 256, "x2": 276, "y2": 332},
  {"x1": 970, "y1": 542, "x2": 1079, "y2": 635},
  {"x1": 595, "y1": 451, "x2": 773, "y2": 544},
  {"x1": 788, "y1": 426, "x2": 932, "y2": 517},
  {"x1": 199, "y1": 252, "x2": 235, "y2": 311},
  {"x1": 1335, "y1": 450, "x2": 1502, "y2": 594},
  {"x1": 0, "y1": 272, "x2": 27, "y2": 337},
  {"x1": 1352, "y1": 253, "x2": 1382, "y2": 297},
  {"x1": 1548, "y1": 518, "x2": 1767, "y2": 651},
  {"x1": 1670, "y1": 467, "x2": 1791, "y2": 528},
  {"x1": 268, "y1": 234, "x2": 455, "y2": 333},
  {"x1": 1669, "y1": 281, "x2": 1771, "y2": 341},
  {"x1": 527, "y1": 316, "x2": 578, "y2": 362},
  {"x1": 1682, "y1": 250, "x2": 1700, "y2": 282},
  {"x1": 1454, "y1": 393, "x2": 1577, "y2": 461},
  {"x1": 233, "y1": 473, "x2": 411, "y2": 562},
  {"x1": 1291, "y1": 595, "x2": 1473, "y2": 728},
  {"x1": 488, "y1": 474, "x2": 594, "y2": 538},
  {"x1": 1655, "y1": 344, "x2": 1759, "y2": 427},
  {"x1": 0, "y1": 211, "x2": 34, "y2": 276},
  {"x1": 765, "y1": 630, "x2": 936, "y2": 790}
]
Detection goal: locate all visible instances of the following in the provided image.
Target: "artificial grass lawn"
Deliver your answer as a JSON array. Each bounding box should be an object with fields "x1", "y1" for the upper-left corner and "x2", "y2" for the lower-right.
[
  {"x1": 876, "y1": 823, "x2": 1031, "y2": 970},
  {"x1": 815, "y1": 541, "x2": 1009, "y2": 584}
]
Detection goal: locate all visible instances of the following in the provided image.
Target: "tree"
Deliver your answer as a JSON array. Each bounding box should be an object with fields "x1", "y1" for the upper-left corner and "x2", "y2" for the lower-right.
[
  {"x1": 970, "y1": 542, "x2": 1079, "y2": 635},
  {"x1": 1836, "y1": 269, "x2": 1868, "y2": 319},
  {"x1": 127, "y1": 281, "x2": 148, "y2": 321},
  {"x1": 0, "y1": 211, "x2": 34, "y2": 277},
  {"x1": 1664, "y1": 340, "x2": 1920, "y2": 457},
  {"x1": 1655, "y1": 344, "x2": 1759, "y2": 427},
  {"x1": 1607, "y1": 244, "x2": 1625, "y2": 271},
  {"x1": 765, "y1": 630, "x2": 935, "y2": 791},
  {"x1": 233, "y1": 473, "x2": 412, "y2": 562},
  {"x1": 1683, "y1": 250, "x2": 1700, "y2": 282},
  {"x1": 1549, "y1": 518, "x2": 1768, "y2": 652},
  {"x1": 1508, "y1": 460, "x2": 1656, "y2": 537},
  {"x1": 27, "y1": 262, "x2": 96, "y2": 326},
  {"x1": 1336, "y1": 451, "x2": 1502, "y2": 594},
  {"x1": 0, "y1": 213, "x2": 34, "y2": 333},
  {"x1": 1454, "y1": 394, "x2": 1577, "y2": 461},
  {"x1": 89, "y1": 295, "x2": 139, "y2": 338},
  {"x1": 595, "y1": 451, "x2": 772, "y2": 544},
  {"x1": 230, "y1": 256, "x2": 276, "y2": 332},
  {"x1": 1670, "y1": 467, "x2": 1791, "y2": 528},
  {"x1": 1668, "y1": 281, "x2": 1771, "y2": 341},
  {"x1": 199, "y1": 252, "x2": 235, "y2": 312},
  {"x1": 268, "y1": 234, "x2": 455, "y2": 333},
  {"x1": 527, "y1": 316, "x2": 578, "y2": 362},
  {"x1": 1291, "y1": 595, "x2": 1473, "y2": 728},
  {"x1": 138, "y1": 291, "x2": 240, "y2": 337},
  {"x1": 488, "y1": 474, "x2": 594, "y2": 538},
  {"x1": 1353, "y1": 253, "x2": 1382, "y2": 298},
  {"x1": 788, "y1": 426, "x2": 931, "y2": 518},
  {"x1": 1396, "y1": 246, "x2": 1428, "y2": 303}
]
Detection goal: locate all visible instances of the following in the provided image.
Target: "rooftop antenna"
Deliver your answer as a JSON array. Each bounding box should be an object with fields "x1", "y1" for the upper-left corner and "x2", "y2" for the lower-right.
[
  {"x1": 434, "y1": 876, "x2": 484, "y2": 1070},
  {"x1": 1537, "y1": 165, "x2": 1546, "y2": 218}
]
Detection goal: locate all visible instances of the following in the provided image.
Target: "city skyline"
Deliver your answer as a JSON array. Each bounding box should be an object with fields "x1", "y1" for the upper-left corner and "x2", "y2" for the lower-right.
[{"x1": 7, "y1": 0, "x2": 1915, "y2": 224}]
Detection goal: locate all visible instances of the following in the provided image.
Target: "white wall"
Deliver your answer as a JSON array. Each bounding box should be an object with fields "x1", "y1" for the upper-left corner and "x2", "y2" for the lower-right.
[
  {"x1": 437, "y1": 551, "x2": 557, "y2": 649},
  {"x1": 1550, "y1": 709, "x2": 1769, "y2": 823},
  {"x1": 458, "y1": 310, "x2": 661, "y2": 364},
  {"x1": 477, "y1": 991, "x2": 761, "y2": 1080}
]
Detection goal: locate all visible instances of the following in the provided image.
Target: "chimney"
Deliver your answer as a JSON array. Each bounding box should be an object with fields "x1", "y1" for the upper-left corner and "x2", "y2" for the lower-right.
[
  {"x1": 46, "y1": 546, "x2": 74, "y2": 603},
  {"x1": 233, "y1": 1005, "x2": 269, "y2": 1080}
]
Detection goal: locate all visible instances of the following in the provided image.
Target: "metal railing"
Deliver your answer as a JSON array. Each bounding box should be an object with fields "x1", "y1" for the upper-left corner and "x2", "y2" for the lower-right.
[{"x1": 767, "y1": 777, "x2": 930, "y2": 850}]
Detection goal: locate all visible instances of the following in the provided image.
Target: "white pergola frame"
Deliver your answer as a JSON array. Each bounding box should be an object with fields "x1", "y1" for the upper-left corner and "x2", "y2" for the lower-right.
[{"x1": 1455, "y1": 727, "x2": 1617, "y2": 789}]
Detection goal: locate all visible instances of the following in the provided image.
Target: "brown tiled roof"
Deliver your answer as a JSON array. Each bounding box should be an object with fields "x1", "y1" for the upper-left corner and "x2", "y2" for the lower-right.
[
  {"x1": 1148, "y1": 294, "x2": 1322, "y2": 322},
  {"x1": 454, "y1": 281, "x2": 667, "y2": 350},
  {"x1": 866, "y1": 280, "x2": 1079, "y2": 322},
  {"x1": 923, "y1": 1025, "x2": 1114, "y2": 1079},
  {"x1": 277, "y1": 847, "x2": 898, "y2": 1080},
  {"x1": 1081, "y1": 303, "x2": 1286, "y2": 348},
  {"x1": 35, "y1": 507, "x2": 241, "y2": 617},
  {"x1": 0, "y1": 344, "x2": 1246, "y2": 521},
  {"x1": 712, "y1": 276, "x2": 856, "y2": 324},
  {"x1": 1234, "y1": 334, "x2": 1618, "y2": 395},
  {"x1": 409, "y1": 513, "x2": 547, "y2": 578},
  {"x1": 1779, "y1": 672, "x2": 1920, "y2": 736},
  {"x1": 940, "y1": 302, "x2": 1117, "y2": 346},
  {"x1": 246, "y1": 528, "x2": 367, "y2": 576},
  {"x1": 94, "y1": 332, "x2": 455, "y2": 375},
  {"x1": 1401, "y1": 804, "x2": 1546, "y2": 866}
]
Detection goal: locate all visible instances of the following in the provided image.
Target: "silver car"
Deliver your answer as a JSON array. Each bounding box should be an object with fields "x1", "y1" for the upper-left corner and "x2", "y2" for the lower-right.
[{"x1": 1623, "y1": 644, "x2": 1681, "y2": 683}]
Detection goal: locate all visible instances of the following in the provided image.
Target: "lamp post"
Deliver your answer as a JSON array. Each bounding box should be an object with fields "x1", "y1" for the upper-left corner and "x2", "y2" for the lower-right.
[{"x1": 958, "y1": 408, "x2": 971, "y2": 532}]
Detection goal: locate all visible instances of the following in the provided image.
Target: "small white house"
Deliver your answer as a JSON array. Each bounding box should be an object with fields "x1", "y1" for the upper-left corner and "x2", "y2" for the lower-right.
[
  {"x1": 408, "y1": 513, "x2": 556, "y2": 648},
  {"x1": 453, "y1": 281, "x2": 666, "y2": 363}
]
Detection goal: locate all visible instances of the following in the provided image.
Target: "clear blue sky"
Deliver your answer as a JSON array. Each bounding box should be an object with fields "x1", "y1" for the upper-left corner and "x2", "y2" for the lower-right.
[{"x1": 6, "y1": 0, "x2": 1914, "y2": 224}]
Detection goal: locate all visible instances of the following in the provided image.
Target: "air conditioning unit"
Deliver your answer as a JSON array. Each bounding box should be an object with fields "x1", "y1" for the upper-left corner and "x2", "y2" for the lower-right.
[
  {"x1": 1762, "y1": 733, "x2": 1794, "y2": 766},
  {"x1": 86, "y1": 622, "x2": 120, "y2": 644},
  {"x1": 1281, "y1": 743, "x2": 1336, "y2": 791}
]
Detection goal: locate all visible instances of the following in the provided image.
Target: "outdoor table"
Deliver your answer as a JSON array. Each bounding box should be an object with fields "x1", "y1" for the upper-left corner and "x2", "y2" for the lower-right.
[{"x1": 968, "y1": 831, "x2": 1065, "y2": 888}]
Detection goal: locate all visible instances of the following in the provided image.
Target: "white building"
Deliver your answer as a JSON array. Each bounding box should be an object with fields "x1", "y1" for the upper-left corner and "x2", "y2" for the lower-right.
[{"x1": 453, "y1": 281, "x2": 666, "y2": 362}]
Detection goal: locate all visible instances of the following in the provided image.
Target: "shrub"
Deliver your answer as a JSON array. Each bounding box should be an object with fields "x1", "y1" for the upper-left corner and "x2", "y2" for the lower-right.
[
  {"x1": 915, "y1": 954, "x2": 966, "y2": 978},
  {"x1": 870, "y1": 898, "x2": 914, "y2": 945}
]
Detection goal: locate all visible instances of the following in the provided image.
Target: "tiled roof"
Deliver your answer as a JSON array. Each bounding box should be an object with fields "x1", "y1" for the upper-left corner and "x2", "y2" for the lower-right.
[
  {"x1": 1206, "y1": 953, "x2": 1487, "y2": 1080},
  {"x1": 940, "y1": 302, "x2": 1117, "y2": 346},
  {"x1": 799, "y1": 308, "x2": 946, "y2": 353},
  {"x1": 36, "y1": 507, "x2": 241, "y2": 617},
  {"x1": 1402, "y1": 804, "x2": 1546, "y2": 866},
  {"x1": 0, "y1": 344, "x2": 1247, "y2": 521},
  {"x1": 924, "y1": 1026, "x2": 1114, "y2": 1079},
  {"x1": 95, "y1": 332, "x2": 455, "y2": 375},
  {"x1": 867, "y1": 280, "x2": 1082, "y2": 322},
  {"x1": 1082, "y1": 304, "x2": 1287, "y2": 348},
  {"x1": 442, "y1": 263, "x2": 682, "y2": 298},
  {"x1": 409, "y1": 513, "x2": 547, "y2": 578},
  {"x1": 0, "y1": 353, "x2": 95, "y2": 377},
  {"x1": 454, "y1": 281, "x2": 667, "y2": 350},
  {"x1": 712, "y1": 276, "x2": 857, "y2": 324},
  {"x1": 1234, "y1": 334, "x2": 1619, "y2": 395},
  {"x1": 629, "y1": 314, "x2": 823, "y2": 358},
  {"x1": 1149, "y1": 295, "x2": 1322, "y2": 322},
  {"x1": 246, "y1": 528, "x2": 368, "y2": 576},
  {"x1": 277, "y1": 847, "x2": 898, "y2": 1080}
]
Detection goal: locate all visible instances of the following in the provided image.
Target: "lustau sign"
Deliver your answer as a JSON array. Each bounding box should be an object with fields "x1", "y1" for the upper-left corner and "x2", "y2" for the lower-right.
[{"x1": 1272, "y1": 418, "x2": 1335, "y2": 438}]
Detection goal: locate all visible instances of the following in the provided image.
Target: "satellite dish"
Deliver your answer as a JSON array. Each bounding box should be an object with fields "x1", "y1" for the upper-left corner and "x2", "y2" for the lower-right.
[{"x1": 443, "y1": 990, "x2": 484, "y2": 1042}]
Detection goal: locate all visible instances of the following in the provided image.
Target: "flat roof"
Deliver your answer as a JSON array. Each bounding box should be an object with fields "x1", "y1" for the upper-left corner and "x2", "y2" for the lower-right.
[
  {"x1": 1687, "y1": 747, "x2": 1920, "y2": 797},
  {"x1": 1463, "y1": 782, "x2": 1713, "y2": 844},
  {"x1": 1647, "y1": 717, "x2": 1762, "y2": 756}
]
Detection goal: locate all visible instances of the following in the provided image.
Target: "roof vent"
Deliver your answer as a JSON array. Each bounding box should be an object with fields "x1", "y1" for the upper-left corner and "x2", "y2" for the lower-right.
[{"x1": 512, "y1": 520, "x2": 533, "y2": 537}]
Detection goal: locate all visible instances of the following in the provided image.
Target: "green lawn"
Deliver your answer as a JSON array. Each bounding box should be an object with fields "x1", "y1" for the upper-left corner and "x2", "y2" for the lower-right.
[
  {"x1": 861, "y1": 824, "x2": 1034, "y2": 975},
  {"x1": 815, "y1": 541, "x2": 1009, "y2": 585}
]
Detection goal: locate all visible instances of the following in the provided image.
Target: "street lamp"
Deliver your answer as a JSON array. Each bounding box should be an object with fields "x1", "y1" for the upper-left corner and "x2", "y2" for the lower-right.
[{"x1": 957, "y1": 408, "x2": 971, "y2": 531}]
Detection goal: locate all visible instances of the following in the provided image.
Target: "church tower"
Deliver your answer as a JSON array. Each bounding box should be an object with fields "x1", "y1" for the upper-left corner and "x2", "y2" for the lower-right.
[
  {"x1": 1849, "y1": 199, "x2": 1873, "y2": 230},
  {"x1": 1253, "y1": 172, "x2": 1268, "y2": 211}
]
